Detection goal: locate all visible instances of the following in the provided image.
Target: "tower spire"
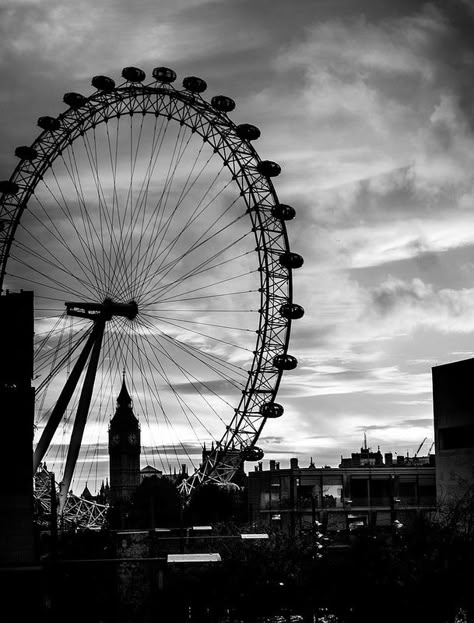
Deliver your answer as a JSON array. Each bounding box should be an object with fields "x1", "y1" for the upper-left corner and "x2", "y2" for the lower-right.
[{"x1": 117, "y1": 373, "x2": 132, "y2": 408}]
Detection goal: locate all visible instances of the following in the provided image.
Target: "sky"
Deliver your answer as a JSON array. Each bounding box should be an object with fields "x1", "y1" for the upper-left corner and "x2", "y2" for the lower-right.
[{"x1": 2, "y1": 0, "x2": 474, "y2": 486}]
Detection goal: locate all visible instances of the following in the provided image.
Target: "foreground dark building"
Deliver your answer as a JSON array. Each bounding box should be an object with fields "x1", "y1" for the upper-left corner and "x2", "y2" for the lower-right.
[
  {"x1": 433, "y1": 358, "x2": 474, "y2": 504},
  {"x1": 0, "y1": 290, "x2": 36, "y2": 564}
]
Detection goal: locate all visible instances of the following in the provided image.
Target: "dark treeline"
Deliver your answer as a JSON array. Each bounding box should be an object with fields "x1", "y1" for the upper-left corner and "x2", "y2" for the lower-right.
[{"x1": 37, "y1": 481, "x2": 474, "y2": 623}]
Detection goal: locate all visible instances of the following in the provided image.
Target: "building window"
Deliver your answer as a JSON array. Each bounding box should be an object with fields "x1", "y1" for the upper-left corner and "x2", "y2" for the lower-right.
[
  {"x1": 370, "y1": 479, "x2": 391, "y2": 506},
  {"x1": 439, "y1": 425, "x2": 474, "y2": 450},
  {"x1": 350, "y1": 478, "x2": 368, "y2": 505}
]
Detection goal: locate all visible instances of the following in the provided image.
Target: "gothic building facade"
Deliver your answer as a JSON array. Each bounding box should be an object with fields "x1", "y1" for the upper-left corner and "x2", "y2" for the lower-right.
[{"x1": 108, "y1": 377, "x2": 141, "y2": 505}]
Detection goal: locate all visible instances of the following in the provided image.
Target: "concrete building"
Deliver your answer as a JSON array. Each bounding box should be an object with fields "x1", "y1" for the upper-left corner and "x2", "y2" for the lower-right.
[
  {"x1": 433, "y1": 358, "x2": 474, "y2": 504},
  {"x1": 248, "y1": 448, "x2": 436, "y2": 535}
]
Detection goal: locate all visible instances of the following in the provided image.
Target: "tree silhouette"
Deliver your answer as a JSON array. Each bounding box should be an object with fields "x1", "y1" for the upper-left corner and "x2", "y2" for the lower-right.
[{"x1": 129, "y1": 476, "x2": 182, "y2": 528}]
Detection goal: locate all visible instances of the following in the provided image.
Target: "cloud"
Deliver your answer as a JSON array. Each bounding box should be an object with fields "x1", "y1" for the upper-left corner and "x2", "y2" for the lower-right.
[
  {"x1": 368, "y1": 276, "x2": 474, "y2": 333},
  {"x1": 6, "y1": 0, "x2": 474, "y2": 483},
  {"x1": 357, "y1": 417, "x2": 434, "y2": 432},
  {"x1": 269, "y1": 2, "x2": 474, "y2": 221}
]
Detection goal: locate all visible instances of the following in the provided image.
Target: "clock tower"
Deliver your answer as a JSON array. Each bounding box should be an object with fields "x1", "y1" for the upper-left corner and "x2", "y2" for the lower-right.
[{"x1": 108, "y1": 375, "x2": 141, "y2": 505}]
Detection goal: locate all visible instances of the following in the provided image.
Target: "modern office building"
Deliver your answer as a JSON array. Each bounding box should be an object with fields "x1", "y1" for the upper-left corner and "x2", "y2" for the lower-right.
[{"x1": 248, "y1": 447, "x2": 436, "y2": 535}]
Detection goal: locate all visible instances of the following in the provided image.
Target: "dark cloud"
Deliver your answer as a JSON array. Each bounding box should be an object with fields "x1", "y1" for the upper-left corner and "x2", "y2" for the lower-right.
[
  {"x1": 370, "y1": 277, "x2": 429, "y2": 315},
  {"x1": 168, "y1": 378, "x2": 242, "y2": 396},
  {"x1": 356, "y1": 417, "x2": 434, "y2": 432}
]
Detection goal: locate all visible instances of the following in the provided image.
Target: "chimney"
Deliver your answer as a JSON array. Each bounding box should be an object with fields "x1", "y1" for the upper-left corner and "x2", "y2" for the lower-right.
[
  {"x1": 269, "y1": 460, "x2": 276, "y2": 471},
  {"x1": 290, "y1": 457, "x2": 299, "y2": 470}
]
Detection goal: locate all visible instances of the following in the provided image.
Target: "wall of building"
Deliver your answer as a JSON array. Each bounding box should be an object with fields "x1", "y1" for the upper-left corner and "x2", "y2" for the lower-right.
[
  {"x1": 248, "y1": 459, "x2": 436, "y2": 535},
  {"x1": 432, "y1": 359, "x2": 474, "y2": 504},
  {"x1": 0, "y1": 291, "x2": 36, "y2": 565}
]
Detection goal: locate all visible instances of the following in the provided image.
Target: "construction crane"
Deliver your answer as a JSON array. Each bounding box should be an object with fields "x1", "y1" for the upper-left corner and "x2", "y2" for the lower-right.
[{"x1": 414, "y1": 437, "x2": 427, "y2": 458}]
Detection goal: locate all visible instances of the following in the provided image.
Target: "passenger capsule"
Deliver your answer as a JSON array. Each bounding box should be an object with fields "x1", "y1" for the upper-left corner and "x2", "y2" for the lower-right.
[
  {"x1": 91, "y1": 75, "x2": 116, "y2": 92},
  {"x1": 153, "y1": 67, "x2": 177, "y2": 83},
  {"x1": 15, "y1": 146, "x2": 37, "y2": 161},
  {"x1": 121, "y1": 67, "x2": 146, "y2": 82},
  {"x1": 279, "y1": 252, "x2": 304, "y2": 269},
  {"x1": 63, "y1": 92, "x2": 87, "y2": 109},
  {"x1": 256, "y1": 160, "x2": 281, "y2": 178},
  {"x1": 241, "y1": 446, "x2": 264, "y2": 462},
  {"x1": 37, "y1": 116, "x2": 61, "y2": 131},
  {"x1": 260, "y1": 402, "x2": 284, "y2": 419},
  {"x1": 279, "y1": 303, "x2": 305, "y2": 320},
  {"x1": 182, "y1": 76, "x2": 207, "y2": 93},
  {"x1": 211, "y1": 95, "x2": 236, "y2": 113},
  {"x1": 273, "y1": 354, "x2": 298, "y2": 371},
  {"x1": 271, "y1": 204, "x2": 296, "y2": 221},
  {"x1": 0, "y1": 180, "x2": 19, "y2": 195},
  {"x1": 235, "y1": 124, "x2": 261, "y2": 141}
]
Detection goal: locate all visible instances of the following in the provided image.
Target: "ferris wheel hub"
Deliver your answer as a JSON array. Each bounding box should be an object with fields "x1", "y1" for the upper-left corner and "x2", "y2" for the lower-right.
[{"x1": 65, "y1": 298, "x2": 138, "y2": 321}]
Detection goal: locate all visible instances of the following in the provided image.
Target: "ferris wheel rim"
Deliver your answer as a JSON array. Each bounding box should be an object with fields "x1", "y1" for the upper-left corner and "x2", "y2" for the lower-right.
[{"x1": 0, "y1": 67, "x2": 300, "y2": 494}]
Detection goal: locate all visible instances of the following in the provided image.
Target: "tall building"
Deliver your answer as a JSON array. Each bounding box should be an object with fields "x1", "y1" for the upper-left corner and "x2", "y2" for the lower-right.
[
  {"x1": 432, "y1": 358, "x2": 474, "y2": 504},
  {"x1": 0, "y1": 290, "x2": 36, "y2": 565},
  {"x1": 108, "y1": 376, "x2": 141, "y2": 505}
]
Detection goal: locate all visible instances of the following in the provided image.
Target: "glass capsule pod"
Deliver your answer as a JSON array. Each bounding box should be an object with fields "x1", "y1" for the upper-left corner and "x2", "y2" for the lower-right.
[
  {"x1": 279, "y1": 303, "x2": 305, "y2": 320},
  {"x1": 37, "y1": 116, "x2": 61, "y2": 131},
  {"x1": 182, "y1": 76, "x2": 207, "y2": 93},
  {"x1": 241, "y1": 446, "x2": 265, "y2": 461},
  {"x1": 256, "y1": 160, "x2": 281, "y2": 177},
  {"x1": 211, "y1": 95, "x2": 236, "y2": 112},
  {"x1": 14, "y1": 146, "x2": 38, "y2": 161},
  {"x1": 63, "y1": 92, "x2": 87, "y2": 109},
  {"x1": 271, "y1": 204, "x2": 296, "y2": 221},
  {"x1": 260, "y1": 402, "x2": 284, "y2": 418},
  {"x1": 279, "y1": 252, "x2": 304, "y2": 269},
  {"x1": 235, "y1": 124, "x2": 261, "y2": 141},
  {"x1": 121, "y1": 67, "x2": 146, "y2": 82},
  {"x1": 152, "y1": 67, "x2": 177, "y2": 83},
  {"x1": 91, "y1": 75, "x2": 116, "y2": 92},
  {"x1": 273, "y1": 354, "x2": 298, "y2": 370},
  {"x1": 0, "y1": 180, "x2": 19, "y2": 195}
]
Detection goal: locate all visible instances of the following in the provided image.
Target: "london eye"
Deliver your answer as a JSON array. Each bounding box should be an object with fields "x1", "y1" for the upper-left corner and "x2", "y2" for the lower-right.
[{"x1": 0, "y1": 66, "x2": 304, "y2": 522}]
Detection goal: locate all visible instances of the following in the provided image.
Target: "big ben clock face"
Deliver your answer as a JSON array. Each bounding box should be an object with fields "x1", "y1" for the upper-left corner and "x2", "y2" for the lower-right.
[
  {"x1": 128, "y1": 432, "x2": 139, "y2": 446},
  {"x1": 110, "y1": 433, "x2": 120, "y2": 447}
]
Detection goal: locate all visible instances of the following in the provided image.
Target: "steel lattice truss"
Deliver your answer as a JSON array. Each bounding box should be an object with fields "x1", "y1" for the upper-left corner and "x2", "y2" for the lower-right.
[
  {"x1": 0, "y1": 67, "x2": 303, "y2": 507},
  {"x1": 34, "y1": 466, "x2": 108, "y2": 529}
]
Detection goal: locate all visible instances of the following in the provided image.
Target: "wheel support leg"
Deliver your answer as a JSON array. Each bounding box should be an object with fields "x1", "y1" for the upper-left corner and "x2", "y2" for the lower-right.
[
  {"x1": 58, "y1": 320, "x2": 105, "y2": 515},
  {"x1": 32, "y1": 326, "x2": 100, "y2": 474}
]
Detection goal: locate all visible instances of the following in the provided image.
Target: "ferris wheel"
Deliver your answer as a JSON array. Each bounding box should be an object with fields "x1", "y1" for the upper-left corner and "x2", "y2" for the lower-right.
[{"x1": 0, "y1": 66, "x2": 304, "y2": 514}]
